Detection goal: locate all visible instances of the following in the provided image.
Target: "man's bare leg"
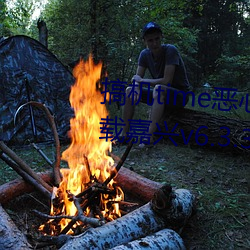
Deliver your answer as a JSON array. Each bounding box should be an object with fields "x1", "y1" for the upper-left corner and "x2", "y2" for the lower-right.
[
  {"x1": 148, "y1": 101, "x2": 165, "y2": 142},
  {"x1": 147, "y1": 85, "x2": 166, "y2": 143},
  {"x1": 122, "y1": 97, "x2": 135, "y2": 137}
]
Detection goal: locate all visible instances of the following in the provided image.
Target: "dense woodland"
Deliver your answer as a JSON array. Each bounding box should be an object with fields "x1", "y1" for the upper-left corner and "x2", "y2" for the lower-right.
[
  {"x1": 0, "y1": 2, "x2": 249, "y2": 249},
  {"x1": 1, "y1": 0, "x2": 250, "y2": 91}
]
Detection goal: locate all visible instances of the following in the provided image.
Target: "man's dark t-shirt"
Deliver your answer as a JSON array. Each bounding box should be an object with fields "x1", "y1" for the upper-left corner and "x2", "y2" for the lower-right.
[{"x1": 138, "y1": 44, "x2": 191, "y2": 92}]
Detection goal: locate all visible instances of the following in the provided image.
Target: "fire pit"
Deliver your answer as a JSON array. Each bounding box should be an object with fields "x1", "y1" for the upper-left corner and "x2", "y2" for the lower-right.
[
  {"x1": 0, "y1": 167, "x2": 195, "y2": 249},
  {"x1": 0, "y1": 56, "x2": 196, "y2": 249}
]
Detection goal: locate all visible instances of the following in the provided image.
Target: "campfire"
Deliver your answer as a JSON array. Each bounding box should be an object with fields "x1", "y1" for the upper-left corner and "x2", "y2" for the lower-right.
[
  {"x1": 39, "y1": 55, "x2": 126, "y2": 236},
  {"x1": 0, "y1": 55, "x2": 196, "y2": 249}
]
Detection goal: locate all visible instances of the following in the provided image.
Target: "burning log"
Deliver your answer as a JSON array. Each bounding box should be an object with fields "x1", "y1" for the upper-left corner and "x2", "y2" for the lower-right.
[
  {"x1": 39, "y1": 141, "x2": 135, "y2": 236},
  {"x1": 0, "y1": 204, "x2": 32, "y2": 249},
  {"x1": 110, "y1": 228, "x2": 186, "y2": 250},
  {"x1": 59, "y1": 185, "x2": 195, "y2": 250},
  {"x1": 33, "y1": 197, "x2": 104, "y2": 228},
  {"x1": 104, "y1": 140, "x2": 134, "y2": 186}
]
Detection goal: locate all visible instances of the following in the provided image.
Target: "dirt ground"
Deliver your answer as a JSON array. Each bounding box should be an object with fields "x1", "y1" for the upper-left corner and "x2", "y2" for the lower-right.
[{"x1": 0, "y1": 141, "x2": 249, "y2": 249}]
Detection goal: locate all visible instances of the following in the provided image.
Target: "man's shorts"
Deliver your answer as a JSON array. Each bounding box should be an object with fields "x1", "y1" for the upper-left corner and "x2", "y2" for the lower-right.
[{"x1": 140, "y1": 86, "x2": 189, "y2": 110}]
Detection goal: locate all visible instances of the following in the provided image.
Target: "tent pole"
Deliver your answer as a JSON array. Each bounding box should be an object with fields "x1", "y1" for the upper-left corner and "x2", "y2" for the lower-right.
[{"x1": 24, "y1": 78, "x2": 38, "y2": 142}]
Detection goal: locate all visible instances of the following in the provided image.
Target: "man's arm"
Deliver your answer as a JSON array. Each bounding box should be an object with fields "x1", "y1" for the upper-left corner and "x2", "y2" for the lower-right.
[
  {"x1": 133, "y1": 64, "x2": 176, "y2": 87},
  {"x1": 136, "y1": 66, "x2": 146, "y2": 79},
  {"x1": 128, "y1": 66, "x2": 146, "y2": 102}
]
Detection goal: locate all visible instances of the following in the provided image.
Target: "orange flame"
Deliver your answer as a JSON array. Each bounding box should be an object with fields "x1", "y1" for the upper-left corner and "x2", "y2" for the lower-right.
[{"x1": 42, "y1": 55, "x2": 123, "y2": 234}]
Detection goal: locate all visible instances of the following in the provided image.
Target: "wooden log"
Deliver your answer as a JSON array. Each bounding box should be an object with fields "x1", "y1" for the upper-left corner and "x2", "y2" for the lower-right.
[
  {"x1": 0, "y1": 204, "x2": 32, "y2": 249},
  {"x1": 159, "y1": 108, "x2": 250, "y2": 153},
  {"x1": 0, "y1": 171, "x2": 53, "y2": 205},
  {"x1": 114, "y1": 166, "x2": 162, "y2": 202},
  {"x1": 0, "y1": 167, "x2": 159, "y2": 205},
  {"x1": 59, "y1": 187, "x2": 195, "y2": 250},
  {"x1": 151, "y1": 187, "x2": 196, "y2": 230},
  {"x1": 0, "y1": 152, "x2": 51, "y2": 199},
  {"x1": 110, "y1": 228, "x2": 186, "y2": 250},
  {"x1": 0, "y1": 164, "x2": 194, "y2": 249},
  {"x1": 63, "y1": 202, "x2": 166, "y2": 250},
  {"x1": 0, "y1": 141, "x2": 53, "y2": 193},
  {"x1": 59, "y1": 203, "x2": 164, "y2": 250}
]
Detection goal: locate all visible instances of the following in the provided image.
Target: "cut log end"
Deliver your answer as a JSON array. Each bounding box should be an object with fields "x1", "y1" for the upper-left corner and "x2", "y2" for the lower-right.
[{"x1": 151, "y1": 185, "x2": 196, "y2": 230}]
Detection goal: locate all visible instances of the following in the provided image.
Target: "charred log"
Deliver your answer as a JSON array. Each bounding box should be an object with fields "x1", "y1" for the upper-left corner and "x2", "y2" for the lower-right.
[{"x1": 151, "y1": 186, "x2": 196, "y2": 231}]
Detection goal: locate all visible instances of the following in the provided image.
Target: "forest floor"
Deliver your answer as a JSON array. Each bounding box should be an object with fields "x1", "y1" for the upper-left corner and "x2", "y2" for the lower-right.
[
  {"x1": 1, "y1": 99, "x2": 250, "y2": 249},
  {"x1": 113, "y1": 142, "x2": 250, "y2": 250},
  {"x1": 0, "y1": 140, "x2": 249, "y2": 250}
]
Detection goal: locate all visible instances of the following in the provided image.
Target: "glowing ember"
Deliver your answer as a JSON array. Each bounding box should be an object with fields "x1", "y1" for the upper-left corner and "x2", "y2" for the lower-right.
[{"x1": 40, "y1": 55, "x2": 124, "y2": 235}]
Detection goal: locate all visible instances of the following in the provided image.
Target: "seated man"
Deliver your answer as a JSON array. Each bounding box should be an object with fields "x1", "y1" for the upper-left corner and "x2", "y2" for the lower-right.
[{"x1": 120, "y1": 22, "x2": 192, "y2": 147}]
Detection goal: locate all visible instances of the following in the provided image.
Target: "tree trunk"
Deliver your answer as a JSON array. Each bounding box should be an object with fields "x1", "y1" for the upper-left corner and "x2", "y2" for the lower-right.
[
  {"x1": 158, "y1": 108, "x2": 250, "y2": 153},
  {"x1": 37, "y1": 19, "x2": 48, "y2": 47},
  {"x1": 0, "y1": 204, "x2": 32, "y2": 249}
]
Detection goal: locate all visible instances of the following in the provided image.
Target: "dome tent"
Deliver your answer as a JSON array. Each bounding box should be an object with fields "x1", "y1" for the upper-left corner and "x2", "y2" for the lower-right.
[{"x1": 0, "y1": 35, "x2": 74, "y2": 144}]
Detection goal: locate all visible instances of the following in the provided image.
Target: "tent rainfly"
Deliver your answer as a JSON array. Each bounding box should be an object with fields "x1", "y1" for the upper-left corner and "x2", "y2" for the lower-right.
[{"x1": 0, "y1": 35, "x2": 75, "y2": 144}]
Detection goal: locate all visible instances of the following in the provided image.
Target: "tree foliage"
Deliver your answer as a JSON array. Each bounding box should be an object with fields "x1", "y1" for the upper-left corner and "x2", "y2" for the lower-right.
[
  {"x1": 185, "y1": 0, "x2": 250, "y2": 88},
  {"x1": 41, "y1": 0, "x2": 198, "y2": 83},
  {"x1": 5, "y1": 0, "x2": 34, "y2": 35},
  {"x1": 2, "y1": 0, "x2": 250, "y2": 89},
  {"x1": 0, "y1": 0, "x2": 11, "y2": 36}
]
